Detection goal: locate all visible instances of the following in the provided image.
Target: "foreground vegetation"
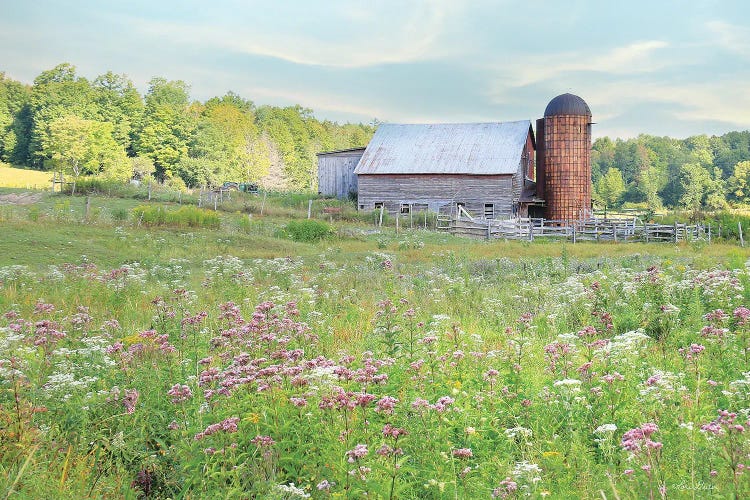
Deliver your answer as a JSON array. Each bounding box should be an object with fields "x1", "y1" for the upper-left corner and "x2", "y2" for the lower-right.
[{"x1": 0, "y1": 190, "x2": 749, "y2": 498}]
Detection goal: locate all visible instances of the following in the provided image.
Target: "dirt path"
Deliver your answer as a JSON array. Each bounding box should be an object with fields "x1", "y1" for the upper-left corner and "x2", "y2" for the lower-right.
[{"x1": 0, "y1": 192, "x2": 44, "y2": 205}]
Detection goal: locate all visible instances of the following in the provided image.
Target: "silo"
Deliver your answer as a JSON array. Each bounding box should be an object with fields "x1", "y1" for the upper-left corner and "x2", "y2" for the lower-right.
[{"x1": 540, "y1": 93, "x2": 592, "y2": 222}]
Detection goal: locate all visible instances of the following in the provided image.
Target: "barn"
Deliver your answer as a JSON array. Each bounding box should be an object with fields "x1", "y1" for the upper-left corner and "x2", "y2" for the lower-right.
[
  {"x1": 316, "y1": 93, "x2": 592, "y2": 222},
  {"x1": 316, "y1": 147, "x2": 365, "y2": 200},
  {"x1": 353, "y1": 120, "x2": 537, "y2": 219}
]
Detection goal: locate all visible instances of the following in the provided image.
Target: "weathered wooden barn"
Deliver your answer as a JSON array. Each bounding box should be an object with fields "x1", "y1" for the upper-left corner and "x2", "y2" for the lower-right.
[
  {"x1": 316, "y1": 147, "x2": 365, "y2": 200},
  {"x1": 316, "y1": 93, "x2": 592, "y2": 222},
  {"x1": 353, "y1": 120, "x2": 537, "y2": 218}
]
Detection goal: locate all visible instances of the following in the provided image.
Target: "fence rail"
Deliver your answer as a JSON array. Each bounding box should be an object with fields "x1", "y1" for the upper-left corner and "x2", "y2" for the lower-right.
[{"x1": 443, "y1": 216, "x2": 709, "y2": 243}]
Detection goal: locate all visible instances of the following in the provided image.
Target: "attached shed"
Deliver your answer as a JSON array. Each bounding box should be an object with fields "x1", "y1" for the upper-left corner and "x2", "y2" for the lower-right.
[
  {"x1": 354, "y1": 121, "x2": 536, "y2": 218},
  {"x1": 317, "y1": 147, "x2": 366, "y2": 199}
]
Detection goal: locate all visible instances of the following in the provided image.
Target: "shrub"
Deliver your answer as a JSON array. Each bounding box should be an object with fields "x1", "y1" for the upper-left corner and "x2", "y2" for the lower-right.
[
  {"x1": 132, "y1": 205, "x2": 220, "y2": 228},
  {"x1": 284, "y1": 219, "x2": 332, "y2": 242}
]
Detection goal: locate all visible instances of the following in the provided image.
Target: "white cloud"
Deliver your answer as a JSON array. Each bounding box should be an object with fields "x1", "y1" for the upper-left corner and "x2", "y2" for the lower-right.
[
  {"x1": 128, "y1": 0, "x2": 461, "y2": 68},
  {"x1": 491, "y1": 40, "x2": 670, "y2": 92},
  {"x1": 706, "y1": 20, "x2": 750, "y2": 59},
  {"x1": 584, "y1": 80, "x2": 750, "y2": 137}
]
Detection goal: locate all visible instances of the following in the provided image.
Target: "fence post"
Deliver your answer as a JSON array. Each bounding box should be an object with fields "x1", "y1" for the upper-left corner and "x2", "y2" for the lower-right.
[
  {"x1": 486, "y1": 220, "x2": 491, "y2": 240},
  {"x1": 572, "y1": 224, "x2": 576, "y2": 244},
  {"x1": 85, "y1": 196, "x2": 91, "y2": 221},
  {"x1": 740, "y1": 222, "x2": 744, "y2": 247},
  {"x1": 396, "y1": 213, "x2": 399, "y2": 235},
  {"x1": 308, "y1": 200, "x2": 312, "y2": 219},
  {"x1": 260, "y1": 191, "x2": 267, "y2": 216},
  {"x1": 378, "y1": 205, "x2": 384, "y2": 227},
  {"x1": 674, "y1": 222, "x2": 678, "y2": 243},
  {"x1": 528, "y1": 221, "x2": 533, "y2": 242}
]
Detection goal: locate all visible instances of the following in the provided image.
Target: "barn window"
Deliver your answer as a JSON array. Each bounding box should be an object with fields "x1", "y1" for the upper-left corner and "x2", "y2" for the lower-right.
[
  {"x1": 374, "y1": 202, "x2": 384, "y2": 209},
  {"x1": 359, "y1": 204, "x2": 365, "y2": 209},
  {"x1": 484, "y1": 203, "x2": 495, "y2": 219},
  {"x1": 400, "y1": 204, "x2": 410, "y2": 215}
]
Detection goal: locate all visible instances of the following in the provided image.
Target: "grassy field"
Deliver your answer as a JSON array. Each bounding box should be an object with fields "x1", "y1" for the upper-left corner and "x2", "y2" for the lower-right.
[
  {"x1": 0, "y1": 164, "x2": 52, "y2": 189},
  {"x1": 2, "y1": 190, "x2": 750, "y2": 498}
]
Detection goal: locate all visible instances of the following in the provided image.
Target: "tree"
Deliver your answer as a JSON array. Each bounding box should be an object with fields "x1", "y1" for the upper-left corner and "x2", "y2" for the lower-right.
[
  {"x1": 43, "y1": 116, "x2": 128, "y2": 194},
  {"x1": 131, "y1": 156, "x2": 155, "y2": 181},
  {"x1": 28, "y1": 64, "x2": 98, "y2": 168},
  {"x1": 729, "y1": 160, "x2": 750, "y2": 203},
  {"x1": 595, "y1": 168, "x2": 625, "y2": 216},
  {"x1": 132, "y1": 77, "x2": 194, "y2": 179},
  {"x1": 0, "y1": 73, "x2": 31, "y2": 163},
  {"x1": 92, "y1": 71, "x2": 144, "y2": 153},
  {"x1": 679, "y1": 163, "x2": 726, "y2": 220}
]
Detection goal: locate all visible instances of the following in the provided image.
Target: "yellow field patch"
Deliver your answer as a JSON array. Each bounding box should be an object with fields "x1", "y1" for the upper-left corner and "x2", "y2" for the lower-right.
[{"x1": 0, "y1": 164, "x2": 52, "y2": 188}]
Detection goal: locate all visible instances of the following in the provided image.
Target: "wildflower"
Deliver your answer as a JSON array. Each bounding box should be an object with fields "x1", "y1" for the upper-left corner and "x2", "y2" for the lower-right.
[
  {"x1": 346, "y1": 444, "x2": 369, "y2": 463},
  {"x1": 348, "y1": 466, "x2": 371, "y2": 480},
  {"x1": 433, "y1": 396, "x2": 454, "y2": 412},
  {"x1": 122, "y1": 389, "x2": 139, "y2": 414},
  {"x1": 452, "y1": 448, "x2": 473, "y2": 459},
  {"x1": 376, "y1": 444, "x2": 403, "y2": 457},
  {"x1": 317, "y1": 479, "x2": 334, "y2": 491},
  {"x1": 382, "y1": 423, "x2": 408, "y2": 438},
  {"x1": 621, "y1": 423, "x2": 661, "y2": 452},
  {"x1": 505, "y1": 426, "x2": 533, "y2": 439},
  {"x1": 250, "y1": 434, "x2": 275, "y2": 447},
  {"x1": 734, "y1": 306, "x2": 750, "y2": 326},
  {"x1": 195, "y1": 417, "x2": 241, "y2": 440},
  {"x1": 289, "y1": 396, "x2": 308, "y2": 407},
  {"x1": 274, "y1": 483, "x2": 310, "y2": 498},
  {"x1": 167, "y1": 384, "x2": 192, "y2": 404},
  {"x1": 375, "y1": 395, "x2": 398, "y2": 414}
]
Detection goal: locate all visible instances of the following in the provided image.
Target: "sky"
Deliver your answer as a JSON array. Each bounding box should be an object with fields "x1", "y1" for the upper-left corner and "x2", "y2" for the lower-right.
[{"x1": 1, "y1": 0, "x2": 749, "y2": 139}]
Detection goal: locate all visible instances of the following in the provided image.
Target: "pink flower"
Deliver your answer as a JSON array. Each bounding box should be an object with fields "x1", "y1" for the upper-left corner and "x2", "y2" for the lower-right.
[
  {"x1": 492, "y1": 477, "x2": 518, "y2": 498},
  {"x1": 122, "y1": 389, "x2": 139, "y2": 414},
  {"x1": 382, "y1": 423, "x2": 408, "y2": 439},
  {"x1": 452, "y1": 448, "x2": 473, "y2": 459},
  {"x1": 375, "y1": 396, "x2": 399, "y2": 414},
  {"x1": 346, "y1": 444, "x2": 369, "y2": 462},
  {"x1": 621, "y1": 423, "x2": 661, "y2": 452},
  {"x1": 167, "y1": 384, "x2": 192, "y2": 404},
  {"x1": 250, "y1": 435, "x2": 275, "y2": 447},
  {"x1": 317, "y1": 479, "x2": 334, "y2": 491}
]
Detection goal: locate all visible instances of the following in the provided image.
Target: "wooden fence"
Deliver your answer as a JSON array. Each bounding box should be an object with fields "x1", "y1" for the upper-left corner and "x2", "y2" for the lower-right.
[{"x1": 443, "y1": 216, "x2": 709, "y2": 243}]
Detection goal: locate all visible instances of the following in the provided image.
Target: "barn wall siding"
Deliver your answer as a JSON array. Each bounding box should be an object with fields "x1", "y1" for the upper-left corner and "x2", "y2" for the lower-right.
[
  {"x1": 317, "y1": 151, "x2": 364, "y2": 199},
  {"x1": 357, "y1": 174, "x2": 522, "y2": 216}
]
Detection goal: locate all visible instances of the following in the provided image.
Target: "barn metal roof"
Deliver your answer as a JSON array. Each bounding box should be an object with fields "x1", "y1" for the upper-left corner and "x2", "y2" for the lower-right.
[
  {"x1": 316, "y1": 147, "x2": 367, "y2": 156},
  {"x1": 354, "y1": 120, "x2": 533, "y2": 175}
]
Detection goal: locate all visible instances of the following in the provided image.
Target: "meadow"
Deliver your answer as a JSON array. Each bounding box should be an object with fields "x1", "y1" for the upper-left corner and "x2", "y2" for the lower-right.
[{"x1": 1, "y1": 189, "x2": 750, "y2": 498}]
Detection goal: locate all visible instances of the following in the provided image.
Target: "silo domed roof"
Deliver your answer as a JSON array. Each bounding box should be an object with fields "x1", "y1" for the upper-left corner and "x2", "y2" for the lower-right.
[{"x1": 544, "y1": 93, "x2": 591, "y2": 117}]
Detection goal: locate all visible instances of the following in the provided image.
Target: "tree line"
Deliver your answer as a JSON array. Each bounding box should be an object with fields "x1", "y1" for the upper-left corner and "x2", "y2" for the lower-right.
[
  {"x1": 0, "y1": 63, "x2": 374, "y2": 190},
  {"x1": 592, "y1": 131, "x2": 750, "y2": 215}
]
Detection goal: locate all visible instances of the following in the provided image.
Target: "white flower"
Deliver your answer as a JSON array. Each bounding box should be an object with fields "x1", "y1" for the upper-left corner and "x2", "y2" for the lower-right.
[
  {"x1": 505, "y1": 426, "x2": 533, "y2": 439},
  {"x1": 594, "y1": 424, "x2": 618, "y2": 434}
]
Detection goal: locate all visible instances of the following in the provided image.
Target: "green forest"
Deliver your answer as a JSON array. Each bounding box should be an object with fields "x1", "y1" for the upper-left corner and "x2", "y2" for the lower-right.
[
  {"x1": 0, "y1": 63, "x2": 374, "y2": 191},
  {"x1": 1, "y1": 63, "x2": 750, "y2": 213}
]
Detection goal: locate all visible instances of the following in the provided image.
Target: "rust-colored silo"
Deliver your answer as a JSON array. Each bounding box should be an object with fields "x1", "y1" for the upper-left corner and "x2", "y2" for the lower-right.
[{"x1": 540, "y1": 93, "x2": 592, "y2": 222}]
